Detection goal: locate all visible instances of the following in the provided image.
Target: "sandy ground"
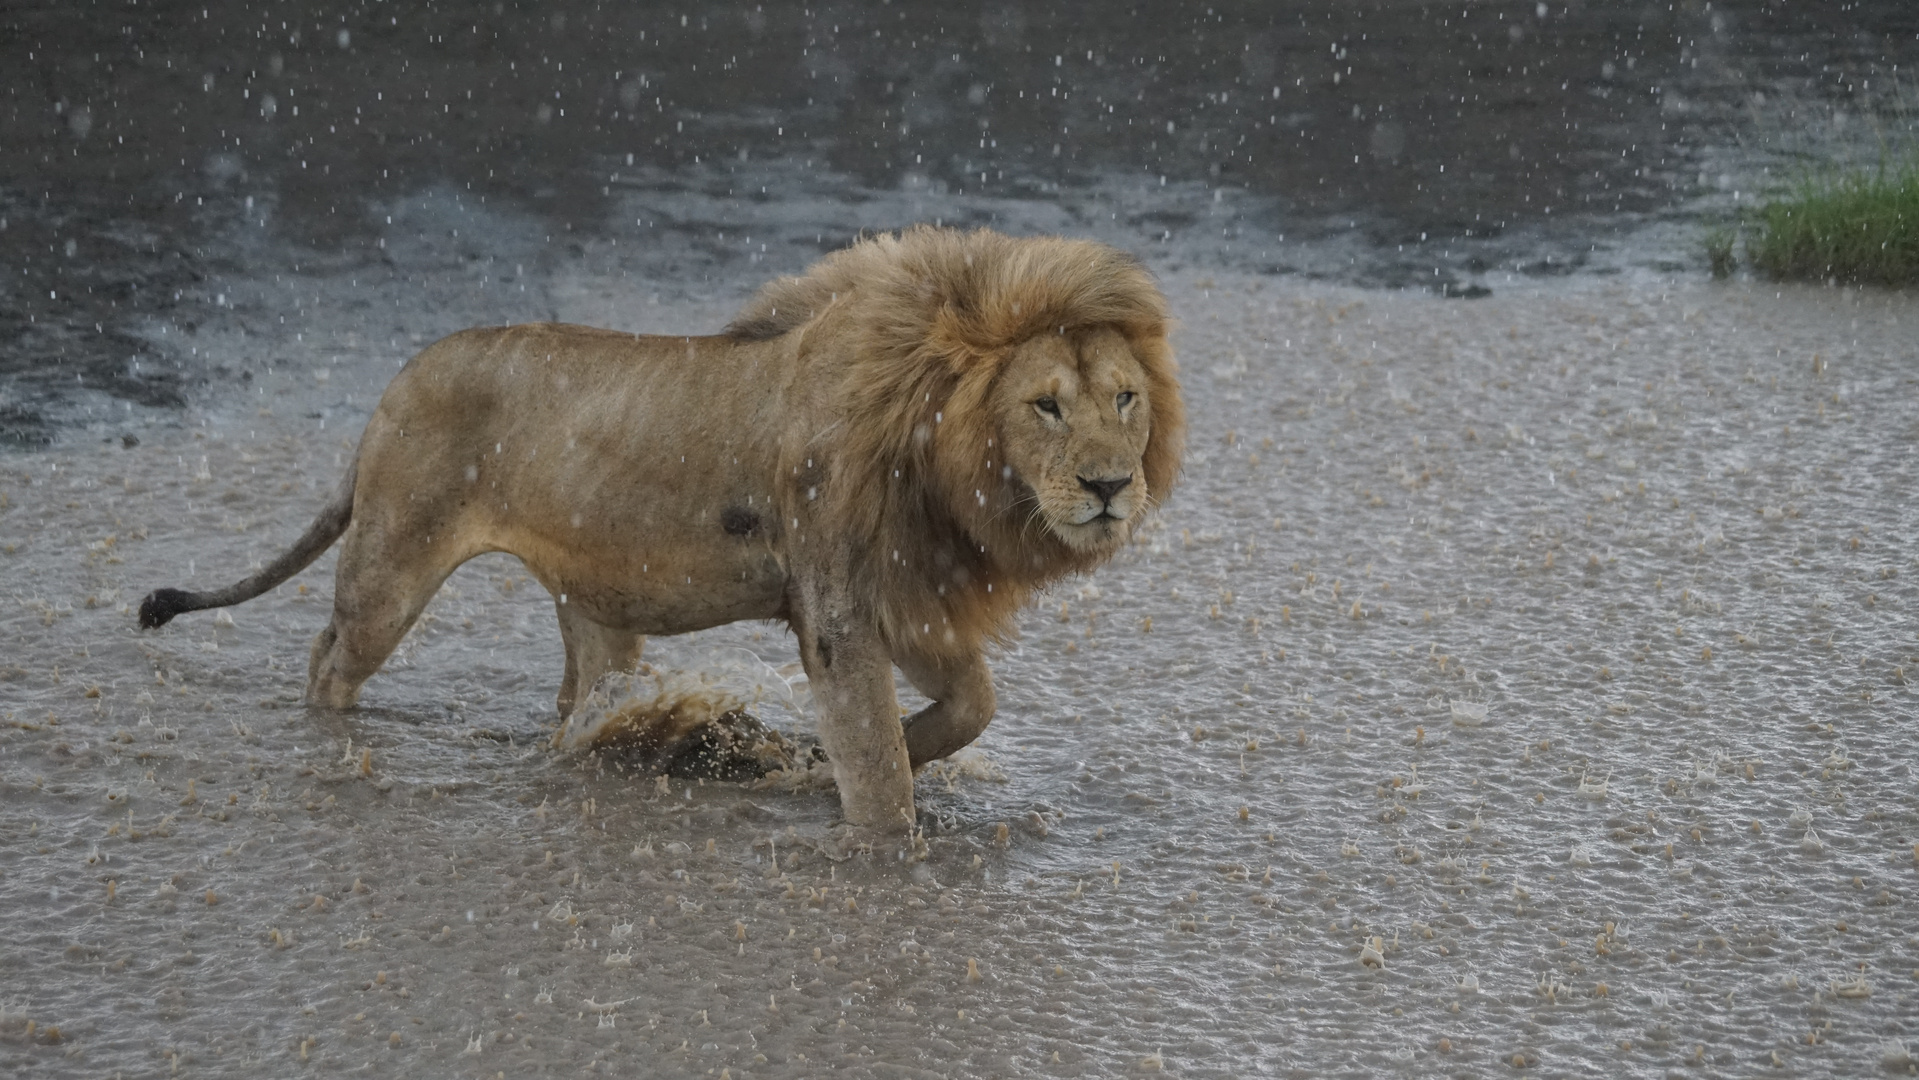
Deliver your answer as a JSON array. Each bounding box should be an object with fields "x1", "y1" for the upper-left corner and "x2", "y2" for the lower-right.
[{"x1": 2, "y1": 212, "x2": 1918, "y2": 1078}]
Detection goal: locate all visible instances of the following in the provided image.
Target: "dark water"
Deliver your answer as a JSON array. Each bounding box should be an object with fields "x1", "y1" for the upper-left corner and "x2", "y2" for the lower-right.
[{"x1": 2, "y1": 0, "x2": 1915, "y2": 437}]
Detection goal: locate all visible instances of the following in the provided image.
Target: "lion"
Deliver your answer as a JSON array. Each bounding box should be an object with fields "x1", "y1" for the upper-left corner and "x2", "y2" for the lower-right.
[{"x1": 138, "y1": 226, "x2": 1185, "y2": 831}]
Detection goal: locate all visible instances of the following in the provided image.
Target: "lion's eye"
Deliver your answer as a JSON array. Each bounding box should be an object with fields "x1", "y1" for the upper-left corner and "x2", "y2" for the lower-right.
[
  {"x1": 1115, "y1": 391, "x2": 1136, "y2": 411},
  {"x1": 1034, "y1": 396, "x2": 1061, "y2": 419}
]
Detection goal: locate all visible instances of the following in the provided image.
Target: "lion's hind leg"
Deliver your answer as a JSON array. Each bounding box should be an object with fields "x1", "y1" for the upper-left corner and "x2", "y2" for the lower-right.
[
  {"x1": 555, "y1": 602, "x2": 645, "y2": 718},
  {"x1": 305, "y1": 519, "x2": 463, "y2": 710}
]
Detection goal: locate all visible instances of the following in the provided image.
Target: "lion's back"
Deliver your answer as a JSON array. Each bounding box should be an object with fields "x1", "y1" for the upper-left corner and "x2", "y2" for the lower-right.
[
  {"x1": 350, "y1": 322, "x2": 796, "y2": 561},
  {"x1": 376, "y1": 322, "x2": 786, "y2": 434}
]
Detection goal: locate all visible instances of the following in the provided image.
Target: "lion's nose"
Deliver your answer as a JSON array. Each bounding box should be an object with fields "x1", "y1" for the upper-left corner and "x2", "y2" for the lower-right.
[{"x1": 1078, "y1": 474, "x2": 1133, "y2": 505}]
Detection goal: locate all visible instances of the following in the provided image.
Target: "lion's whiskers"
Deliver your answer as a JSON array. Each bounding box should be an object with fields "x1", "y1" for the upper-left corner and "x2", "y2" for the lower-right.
[{"x1": 981, "y1": 487, "x2": 1036, "y2": 530}]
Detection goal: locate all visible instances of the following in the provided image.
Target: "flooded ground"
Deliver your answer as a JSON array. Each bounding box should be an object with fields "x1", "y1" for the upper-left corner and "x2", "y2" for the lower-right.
[
  {"x1": 4, "y1": 2, "x2": 1919, "y2": 1078},
  {"x1": 4, "y1": 207, "x2": 1917, "y2": 1075}
]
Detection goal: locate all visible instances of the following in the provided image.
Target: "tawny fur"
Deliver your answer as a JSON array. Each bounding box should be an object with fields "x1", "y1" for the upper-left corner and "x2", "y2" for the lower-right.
[
  {"x1": 729, "y1": 226, "x2": 1184, "y2": 656},
  {"x1": 137, "y1": 225, "x2": 1183, "y2": 831}
]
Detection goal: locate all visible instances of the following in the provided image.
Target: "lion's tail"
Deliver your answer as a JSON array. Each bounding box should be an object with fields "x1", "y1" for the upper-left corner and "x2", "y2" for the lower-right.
[{"x1": 137, "y1": 458, "x2": 358, "y2": 629}]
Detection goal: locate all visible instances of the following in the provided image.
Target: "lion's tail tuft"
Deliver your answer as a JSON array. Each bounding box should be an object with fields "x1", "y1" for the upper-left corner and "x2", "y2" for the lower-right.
[{"x1": 137, "y1": 588, "x2": 199, "y2": 629}]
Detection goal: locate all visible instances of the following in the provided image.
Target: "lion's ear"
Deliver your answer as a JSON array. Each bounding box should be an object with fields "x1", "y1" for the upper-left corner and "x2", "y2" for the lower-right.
[{"x1": 1135, "y1": 335, "x2": 1185, "y2": 504}]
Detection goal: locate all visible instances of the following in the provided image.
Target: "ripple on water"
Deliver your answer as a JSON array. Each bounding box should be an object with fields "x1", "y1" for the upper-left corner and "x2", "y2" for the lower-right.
[{"x1": 2, "y1": 275, "x2": 1917, "y2": 1077}]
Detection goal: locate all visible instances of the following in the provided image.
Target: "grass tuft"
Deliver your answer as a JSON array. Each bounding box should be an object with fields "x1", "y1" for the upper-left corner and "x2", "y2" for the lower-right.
[
  {"x1": 1702, "y1": 227, "x2": 1736, "y2": 280},
  {"x1": 1747, "y1": 155, "x2": 1919, "y2": 286}
]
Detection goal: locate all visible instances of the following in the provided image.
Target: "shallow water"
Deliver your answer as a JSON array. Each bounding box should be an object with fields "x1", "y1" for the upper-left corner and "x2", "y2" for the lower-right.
[
  {"x1": 4, "y1": 214, "x2": 1918, "y2": 1076},
  {"x1": 6, "y1": 0, "x2": 1917, "y2": 439}
]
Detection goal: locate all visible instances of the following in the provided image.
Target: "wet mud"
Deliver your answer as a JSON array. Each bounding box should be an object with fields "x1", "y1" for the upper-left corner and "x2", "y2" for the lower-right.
[{"x1": 554, "y1": 662, "x2": 817, "y2": 782}]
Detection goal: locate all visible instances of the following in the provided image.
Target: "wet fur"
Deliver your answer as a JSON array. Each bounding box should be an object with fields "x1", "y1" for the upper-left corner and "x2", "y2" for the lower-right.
[
  {"x1": 727, "y1": 226, "x2": 1184, "y2": 655},
  {"x1": 136, "y1": 226, "x2": 1183, "y2": 829}
]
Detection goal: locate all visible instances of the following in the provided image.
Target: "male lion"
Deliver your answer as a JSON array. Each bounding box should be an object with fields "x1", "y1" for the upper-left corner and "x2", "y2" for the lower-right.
[{"x1": 139, "y1": 226, "x2": 1185, "y2": 831}]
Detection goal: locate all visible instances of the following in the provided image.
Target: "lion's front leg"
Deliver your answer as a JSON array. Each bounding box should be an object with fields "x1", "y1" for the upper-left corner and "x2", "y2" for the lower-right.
[
  {"x1": 793, "y1": 587, "x2": 914, "y2": 832},
  {"x1": 895, "y1": 647, "x2": 997, "y2": 770}
]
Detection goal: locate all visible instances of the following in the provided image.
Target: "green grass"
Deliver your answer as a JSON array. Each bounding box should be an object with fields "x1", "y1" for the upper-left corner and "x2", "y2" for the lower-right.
[
  {"x1": 1703, "y1": 227, "x2": 1736, "y2": 280},
  {"x1": 1744, "y1": 155, "x2": 1919, "y2": 286}
]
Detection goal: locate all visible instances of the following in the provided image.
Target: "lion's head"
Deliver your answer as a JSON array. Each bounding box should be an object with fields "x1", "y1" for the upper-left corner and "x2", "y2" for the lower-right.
[
  {"x1": 728, "y1": 226, "x2": 1184, "y2": 654},
  {"x1": 992, "y1": 324, "x2": 1161, "y2": 554}
]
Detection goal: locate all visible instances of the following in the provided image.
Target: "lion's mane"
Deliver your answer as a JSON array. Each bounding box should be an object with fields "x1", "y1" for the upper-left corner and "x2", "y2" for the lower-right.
[{"x1": 727, "y1": 226, "x2": 1185, "y2": 657}]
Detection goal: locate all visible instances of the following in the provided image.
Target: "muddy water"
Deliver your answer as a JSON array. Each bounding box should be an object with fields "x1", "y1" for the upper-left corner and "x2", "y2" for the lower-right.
[
  {"x1": 5, "y1": 3, "x2": 1919, "y2": 1072},
  {"x1": 4, "y1": 203, "x2": 1918, "y2": 1075}
]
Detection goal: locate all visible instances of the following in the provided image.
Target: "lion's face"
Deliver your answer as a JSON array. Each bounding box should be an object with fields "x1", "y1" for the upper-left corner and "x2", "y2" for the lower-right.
[{"x1": 995, "y1": 326, "x2": 1156, "y2": 554}]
